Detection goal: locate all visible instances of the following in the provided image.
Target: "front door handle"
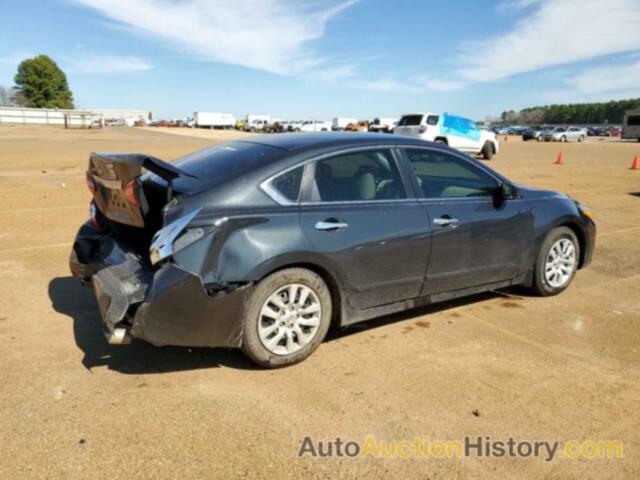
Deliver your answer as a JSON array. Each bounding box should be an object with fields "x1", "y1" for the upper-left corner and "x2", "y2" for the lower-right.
[
  {"x1": 433, "y1": 216, "x2": 459, "y2": 227},
  {"x1": 315, "y1": 220, "x2": 348, "y2": 231}
]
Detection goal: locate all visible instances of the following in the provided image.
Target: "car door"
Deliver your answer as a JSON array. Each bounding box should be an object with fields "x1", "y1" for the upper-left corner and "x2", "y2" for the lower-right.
[
  {"x1": 298, "y1": 147, "x2": 431, "y2": 311},
  {"x1": 401, "y1": 147, "x2": 533, "y2": 295}
]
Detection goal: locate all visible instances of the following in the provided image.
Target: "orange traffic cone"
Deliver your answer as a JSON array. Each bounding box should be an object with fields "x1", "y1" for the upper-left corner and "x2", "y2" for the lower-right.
[
  {"x1": 631, "y1": 155, "x2": 639, "y2": 170},
  {"x1": 555, "y1": 152, "x2": 564, "y2": 165}
]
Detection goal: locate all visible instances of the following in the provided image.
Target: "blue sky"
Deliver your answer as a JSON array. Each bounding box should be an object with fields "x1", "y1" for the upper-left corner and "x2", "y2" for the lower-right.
[{"x1": 1, "y1": 0, "x2": 639, "y2": 120}]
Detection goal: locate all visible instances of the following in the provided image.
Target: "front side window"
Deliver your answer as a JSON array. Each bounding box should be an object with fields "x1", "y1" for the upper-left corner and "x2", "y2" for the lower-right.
[
  {"x1": 310, "y1": 149, "x2": 405, "y2": 202},
  {"x1": 404, "y1": 148, "x2": 497, "y2": 198}
]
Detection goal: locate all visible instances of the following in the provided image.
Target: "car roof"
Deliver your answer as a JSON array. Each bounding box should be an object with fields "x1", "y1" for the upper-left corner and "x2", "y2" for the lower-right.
[{"x1": 238, "y1": 132, "x2": 435, "y2": 153}]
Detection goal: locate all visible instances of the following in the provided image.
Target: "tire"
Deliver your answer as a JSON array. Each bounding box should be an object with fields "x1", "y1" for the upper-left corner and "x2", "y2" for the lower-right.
[
  {"x1": 560, "y1": 136, "x2": 567, "y2": 142},
  {"x1": 481, "y1": 141, "x2": 494, "y2": 160},
  {"x1": 531, "y1": 227, "x2": 580, "y2": 296},
  {"x1": 578, "y1": 135, "x2": 585, "y2": 142},
  {"x1": 434, "y1": 138, "x2": 447, "y2": 144},
  {"x1": 241, "y1": 268, "x2": 332, "y2": 368}
]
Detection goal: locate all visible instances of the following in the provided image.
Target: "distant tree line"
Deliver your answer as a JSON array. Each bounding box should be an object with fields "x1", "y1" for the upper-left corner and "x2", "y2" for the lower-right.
[
  {"x1": 498, "y1": 98, "x2": 640, "y2": 125},
  {"x1": 0, "y1": 55, "x2": 74, "y2": 109}
]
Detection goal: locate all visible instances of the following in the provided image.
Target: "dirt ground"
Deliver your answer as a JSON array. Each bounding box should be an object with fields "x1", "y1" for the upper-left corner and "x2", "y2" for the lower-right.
[{"x1": 1, "y1": 124, "x2": 639, "y2": 479}]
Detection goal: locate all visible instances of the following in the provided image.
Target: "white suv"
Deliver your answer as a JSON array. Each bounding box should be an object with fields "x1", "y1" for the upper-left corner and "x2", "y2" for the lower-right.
[{"x1": 393, "y1": 112, "x2": 499, "y2": 159}]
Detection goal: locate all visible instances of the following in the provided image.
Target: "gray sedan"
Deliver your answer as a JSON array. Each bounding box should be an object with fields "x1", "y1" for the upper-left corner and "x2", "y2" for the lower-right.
[
  {"x1": 70, "y1": 133, "x2": 596, "y2": 367},
  {"x1": 544, "y1": 126, "x2": 587, "y2": 142}
]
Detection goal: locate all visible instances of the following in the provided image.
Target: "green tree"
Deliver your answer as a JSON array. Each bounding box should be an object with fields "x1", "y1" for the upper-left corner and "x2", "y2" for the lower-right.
[{"x1": 13, "y1": 55, "x2": 74, "y2": 109}]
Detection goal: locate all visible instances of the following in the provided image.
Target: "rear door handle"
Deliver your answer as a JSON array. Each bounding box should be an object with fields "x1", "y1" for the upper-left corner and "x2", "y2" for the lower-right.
[
  {"x1": 433, "y1": 216, "x2": 459, "y2": 227},
  {"x1": 315, "y1": 220, "x2": 348, "y2": 231}
]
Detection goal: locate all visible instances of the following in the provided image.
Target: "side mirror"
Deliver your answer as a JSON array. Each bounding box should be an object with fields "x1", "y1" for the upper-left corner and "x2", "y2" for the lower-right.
[{"x1": 494, "y1": 182, "x2": 518, "y2": 205}]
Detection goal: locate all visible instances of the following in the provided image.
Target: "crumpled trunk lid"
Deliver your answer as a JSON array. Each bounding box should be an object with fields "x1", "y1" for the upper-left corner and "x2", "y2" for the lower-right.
[{"x1": 88, "y1": 152, "x2": 195, "y2": 228}]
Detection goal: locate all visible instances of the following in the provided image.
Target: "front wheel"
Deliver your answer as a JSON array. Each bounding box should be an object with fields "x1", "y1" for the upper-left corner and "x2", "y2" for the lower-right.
[
  {"x1": 560, "y1": 136, "x2": 567, "y2": 142},
  {"x1": 532, "y1": 227, "x2": 580, "y2": 296},
  {"x1": 242, "y1": 268, "x2": 332, "y2": 368}
]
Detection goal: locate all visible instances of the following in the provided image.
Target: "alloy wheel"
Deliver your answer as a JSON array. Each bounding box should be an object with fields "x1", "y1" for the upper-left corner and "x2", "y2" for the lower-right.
[
  {"x1": 258, "y1": 284, "x2": 322, "y2": 355},
  {"x1": 544, "y1": 239, "x2": 577, "y2": 288}
]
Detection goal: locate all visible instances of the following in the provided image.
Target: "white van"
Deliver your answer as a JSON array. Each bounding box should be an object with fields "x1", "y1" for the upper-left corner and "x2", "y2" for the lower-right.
[
  {"x1": 622, "y1": 109, "x2": 640, "y2": 141},
  {"x1": 393, "y1": 112, "x2": 499, "y2": 159}
]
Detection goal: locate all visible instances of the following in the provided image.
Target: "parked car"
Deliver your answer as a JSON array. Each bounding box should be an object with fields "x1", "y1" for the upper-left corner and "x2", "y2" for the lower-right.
[
  {"x1": 589, "y1": 127, "x2": 610, "y2": 137},
  {"x1": 393, "y1": 112, "x2": 499, "y2": 159},
  {"x1": 368, "y1": 117, "x2": 398, "y2": 133},
  {"x1": 70, "y1": 133, "x2": 595, "y2": 367},
  {"x1": 494, "y1": 126, "x2": 511, "y2": 135},
  {"x1": 522, "y1": 126, "x2": 544, "y2": 141},
  {"x1": 608, "y1": 127, "x2": 621, "y2": 137},
  {"x1": 622, "y1": 109, "x2": 640, "y2": 141},
  {"x1": 543, "y1": 126, "x2": 586, "y2": 142}
]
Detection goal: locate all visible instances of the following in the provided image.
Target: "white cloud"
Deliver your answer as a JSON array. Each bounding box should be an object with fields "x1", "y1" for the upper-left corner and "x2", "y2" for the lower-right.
[
  {"x1": 70, "y1": 0, "x2": 358, "y2": 75},
  {"x1": 568, "y1": 60, "x2": 640, "y2": 94},
  {"x1": 65, "y1": 54, "x2": 153, "y2": 74},
  {"x1": 458, "y1": 0, "x2": 640, "y2": 82},
  {"x1": 541, "y1": 59, "x2": 640, "y2": 103}
]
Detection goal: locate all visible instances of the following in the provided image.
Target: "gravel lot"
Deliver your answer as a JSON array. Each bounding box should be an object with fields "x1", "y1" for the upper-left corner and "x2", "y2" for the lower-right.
[{"x1": 1, "y1": 125, "x2": 639, "y2": 479}]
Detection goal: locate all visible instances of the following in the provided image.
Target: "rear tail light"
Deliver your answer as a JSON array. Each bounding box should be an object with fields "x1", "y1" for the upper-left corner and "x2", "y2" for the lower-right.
[
  {"x1": 419, "y1": 126, "x2": 427, "y2": 134},
  {"x1": 124, "y1": 179, "x2": 139, "y2": 206},
  {"x1": 86, "y1": 172, "x2": 96, "y2": 194}
]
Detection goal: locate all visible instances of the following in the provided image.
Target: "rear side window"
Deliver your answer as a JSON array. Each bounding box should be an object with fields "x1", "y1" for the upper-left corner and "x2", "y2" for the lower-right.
[
  {"x1": 404, "y1": 148, "x2": 497, "y2": 198},
  {"x1": 627, "y1": 115, "x2": 640, "y2": 126},
  {"x1": 310, "y1": 149, "x2": 406, "y2": 202},
  {"x1": 397, "y1": 115, "x2": 424, "y2": 126},
  {"x1": 169, "y1": 141, "x2": 283, "y2": 191},
  {"x1": 271, "y1": 166, "x2": 303, "y2": 202},
  {"x1": 426, "y1": 115, "x2": 439, "y2": 126}
]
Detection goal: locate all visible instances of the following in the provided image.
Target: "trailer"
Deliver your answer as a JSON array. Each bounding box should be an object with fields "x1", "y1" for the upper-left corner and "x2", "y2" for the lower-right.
[
  {"x1": 622, "y1": 109, "x2": 640, "y2": 141},
  {"x1": 193, "y1": 112, "x2": 236, "y2": 129}
]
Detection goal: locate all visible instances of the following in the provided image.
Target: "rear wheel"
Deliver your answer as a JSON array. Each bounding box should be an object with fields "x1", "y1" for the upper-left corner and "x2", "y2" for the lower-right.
[
  {"x1": 242, "y1": 268, "x2": 332, "y2": 368},
  {"x1": 560, "y1": 136, "x2": 567, "y2": 142},
  {"x1": 578, "y1": 135, "x2": 585, "y2": 142},
  {"x1": 532, "y1": 227, "x2": 580, "y2": 296},
  {"x1": 434, "y1": 138, "x2": 447, "y2": 144},
  {"x1": 481, "y1": 141, "x2": 494, "y2": 160}
]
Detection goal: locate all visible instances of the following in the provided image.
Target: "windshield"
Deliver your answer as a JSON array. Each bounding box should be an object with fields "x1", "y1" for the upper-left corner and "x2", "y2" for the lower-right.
[{"x1": 397, "y1": 115, "x2": 424, "y2": 126}]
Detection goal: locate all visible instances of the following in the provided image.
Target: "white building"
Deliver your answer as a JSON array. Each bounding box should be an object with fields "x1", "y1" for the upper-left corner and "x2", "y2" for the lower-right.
[{"x1": 0, "y1": 106, "x2": 153, "y2": 127}]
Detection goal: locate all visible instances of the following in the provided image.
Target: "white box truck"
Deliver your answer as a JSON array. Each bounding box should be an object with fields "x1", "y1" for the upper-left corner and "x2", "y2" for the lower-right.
[{"x1": 193, "y1": 112, "x2": 236, "y2": 129}]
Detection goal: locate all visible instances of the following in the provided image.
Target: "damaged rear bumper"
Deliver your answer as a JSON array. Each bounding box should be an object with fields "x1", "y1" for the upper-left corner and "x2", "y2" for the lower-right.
[{"x1": 70, "y1": 222, "x2": 251, "y2": 348}]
